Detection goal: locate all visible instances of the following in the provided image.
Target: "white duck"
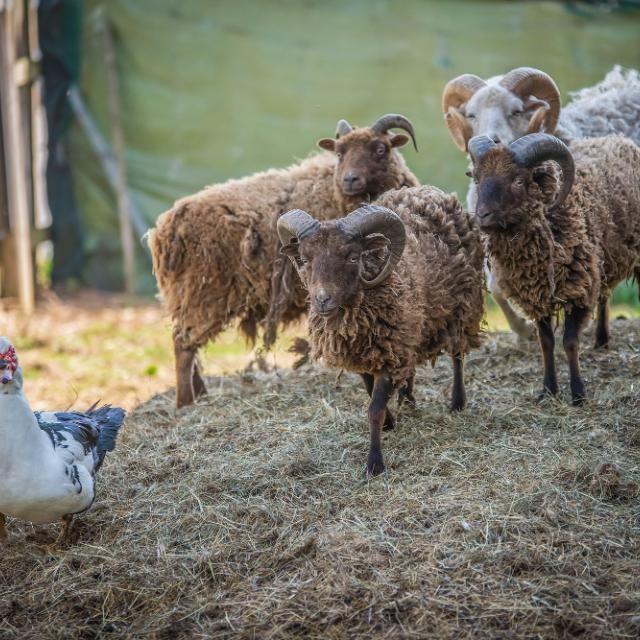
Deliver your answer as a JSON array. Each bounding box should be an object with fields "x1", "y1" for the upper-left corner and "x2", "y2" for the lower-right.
[{"x1": 0, "y1": 337, "x2": 125, "y2": 545}]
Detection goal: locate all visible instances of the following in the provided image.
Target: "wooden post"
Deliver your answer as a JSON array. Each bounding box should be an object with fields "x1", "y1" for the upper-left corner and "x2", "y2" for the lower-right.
[
  {"x1": 0, "y1": 0, "x2": 35, "y2": 314},
  {"x1": 99, "y1": 15, "x2": 136, "y2": 295}
]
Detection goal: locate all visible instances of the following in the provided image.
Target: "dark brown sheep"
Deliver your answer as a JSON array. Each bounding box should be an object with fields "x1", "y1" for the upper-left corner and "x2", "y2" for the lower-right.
[
  {"x1": 277, "y1": 189, "x2": 485, "y2": 475},
  {"x1": 468, "y1": 132, "x2": 640, "y2": 405},
  {"x1": 148, "y1": 115, "x2": 419, "y2": 408}
]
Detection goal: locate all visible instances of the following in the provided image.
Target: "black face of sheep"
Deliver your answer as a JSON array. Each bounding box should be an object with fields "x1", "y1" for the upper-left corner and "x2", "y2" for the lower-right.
[
  {"x1": 280, "y1": 229, "x2": 390, "y2": 317},
  {"x1": 278, "y1": 207, "x2": 405, "y2": 319},
  {"x1": 317, "y1": 114, "x2": 418, "y2": 199},
  {"x1": 468, "y1": 133, "x2": 575, "y2": 231}
]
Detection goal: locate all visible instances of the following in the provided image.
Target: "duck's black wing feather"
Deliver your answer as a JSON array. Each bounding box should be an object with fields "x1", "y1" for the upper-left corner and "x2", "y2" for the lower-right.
[{"x1": 35, "y1": 404, "x2": 125, "y2": 472}]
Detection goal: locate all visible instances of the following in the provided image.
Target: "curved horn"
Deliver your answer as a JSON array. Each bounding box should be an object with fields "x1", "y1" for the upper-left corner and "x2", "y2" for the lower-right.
[
  {"x1": 442, "y1": 74, "x2": 486, "y2": 151},
  {"x1": 277, "y1": 209, "x2": 321, "y2": 247},
  {"x1": 442, "y1": 74, "x2": 486, "y2": 112},
  {"x1": 508, "y1": 133, "x2": 575, "y2": 209},
  {"x1": 340, "y1": 204, "x2": 406, "y2": 288},
  {"x1": 468, "y1": 135, "x2": 497, "y2": 165},
  {"x1": 336, "y1": 119, "x2": 353, "y2": 138},
  {"x1": 499, "y1": 67, "x2": 561, "y2": 134},
  {"x1": 370, "y1": 114, "x2": 418, "y2": 151}
]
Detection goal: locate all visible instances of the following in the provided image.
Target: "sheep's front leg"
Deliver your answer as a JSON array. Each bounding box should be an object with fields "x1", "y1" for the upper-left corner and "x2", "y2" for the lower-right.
[
  {"x1": 174, "y1": 337, "x2": 205, "y2": 408},
  {"x1": 366, "y1": 372, "x2": 395, "y2": 476},
  {"x1": 192, "y1": 361, "x2": 207, "y2": 400},
  {"x1": 450, "y1": 354, "x2": 466, "y2": 411},
  {"x1": 360, "y1": 373, "x2": 395, "y2": 431},
  {"x1": 594, "y1": 297, "x2": 609, "y2": 349},
  {"x1": 564, "y1": 305, "x2": 589, "y2": 405},
  {"x1": 537, "y1": 316, "x2": 558, "y2": 399}
]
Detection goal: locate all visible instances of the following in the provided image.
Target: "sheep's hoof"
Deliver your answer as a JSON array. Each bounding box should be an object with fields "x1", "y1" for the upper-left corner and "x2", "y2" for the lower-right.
[
  {"x1": 366, "y1": 454, "x2": 386, "y2": 477},
  {"x1": 594, "y1": 338, "x2": 609, "y2": 350},
  {"x1": 449, "y1": 399, "x2": 466, "y2": 412},
  {"x1": 571, "y1": 385, "x2": 587, "y2": 406},
  {"x1": 537, "y1": 388, "x2": 558, "y2": 403},
  {"x1": 383, "y1": 410, "x2": 396, "y2": 432},
  {"x1": 571, "y1": 395, "x2": 587, "y2": 407},
  {"x1": 398, "y1": 387, "x2": 416, "y2": 408}
]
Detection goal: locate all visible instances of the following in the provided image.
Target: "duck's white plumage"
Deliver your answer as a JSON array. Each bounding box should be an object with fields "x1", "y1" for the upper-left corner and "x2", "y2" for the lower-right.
[{"x1": 0, "y1": 337, "x2": 125, "y2": 529}]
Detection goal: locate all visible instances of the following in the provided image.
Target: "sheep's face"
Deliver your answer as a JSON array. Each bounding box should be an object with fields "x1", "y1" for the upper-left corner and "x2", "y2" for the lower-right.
[
  {"x1": 282, "y1": 226, "x2": 389, "y2": 317},
  {"x1": 462, "y1": 85, "x2": 536, "y2": 146},
  {"x1": 470, "y1": 148, "x2": 534, "y2": 231},
  {"x1": 317, "y1": 129, "x2": 409, "y2": 198}
]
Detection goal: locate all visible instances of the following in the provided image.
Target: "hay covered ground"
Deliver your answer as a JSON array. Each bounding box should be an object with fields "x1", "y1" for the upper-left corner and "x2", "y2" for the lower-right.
[{"x1": 1, "y1": 296, "x2": 639, "y2": 639}]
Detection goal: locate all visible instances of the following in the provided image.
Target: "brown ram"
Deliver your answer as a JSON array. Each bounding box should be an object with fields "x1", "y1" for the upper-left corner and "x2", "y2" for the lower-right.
[{"x1": 278, "y1": 190, "x2": 484, "y2": 475}]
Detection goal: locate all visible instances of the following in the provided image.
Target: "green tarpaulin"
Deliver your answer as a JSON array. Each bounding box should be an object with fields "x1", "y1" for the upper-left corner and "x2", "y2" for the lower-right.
[{"x1": 69, "y1": 0, "x2": 640, "y2": 292}]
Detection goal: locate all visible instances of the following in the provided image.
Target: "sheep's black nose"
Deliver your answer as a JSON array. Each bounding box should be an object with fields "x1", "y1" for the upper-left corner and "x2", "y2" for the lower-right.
[
  {"x1": 476, "y1": 205, "x2": 492, "y2": 219},
  {"x1": 490, "y1": 134, "x2": 501, "y2": 143},
  {"x1": 343, "y1": 173, "x2": 362, "y2": 187},
  {"x1": 315, "y1": 289, "x2": 332, "y2": 306}
]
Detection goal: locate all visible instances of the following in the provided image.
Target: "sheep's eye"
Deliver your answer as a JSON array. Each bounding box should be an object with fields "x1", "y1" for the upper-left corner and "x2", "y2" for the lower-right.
[
  {"x1": 300, "y1": 256, "x2": 309, "y2": 265},
  {"x1": 349, "y1": 254, "x2": 359, "y2": 263},
  {"x1": 465, "y1": 170, "x2": 473, "y2": 178},
  {"x1": 466, "y1": 113, "x2": 476, "y2": 120},
  {"x1": 510, "y1": 110, "x2": 523, "y2": 118},
  {"x1": 375, "y1": 146, "x2": 386, "y2": 157},
  {"x1": 336, "y1": 152, "x2": 343, "y2": 160},
  {"x1": 513, "y1": 177, "x2": 524, "y2": 188}
]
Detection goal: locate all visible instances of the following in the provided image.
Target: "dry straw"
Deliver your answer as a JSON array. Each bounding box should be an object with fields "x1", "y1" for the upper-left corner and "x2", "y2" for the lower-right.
[{"x1": 1, "y1": 319, "x2": 639, "y2": 639}]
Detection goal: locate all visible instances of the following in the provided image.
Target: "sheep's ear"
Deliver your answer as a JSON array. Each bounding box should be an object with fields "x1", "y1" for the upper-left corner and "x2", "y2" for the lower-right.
[
  {"x1": 523, "y1": 98, "x2": 551, "y2": 133},
  {"x1": 280, "y1": 241, "x2": 300, "y2": 257},
  {"x1": 363, "y1": 233, "x2": 390, "y2": 252},
  {"x1": 317, "y1": 138, "x2": 336, "y2": 152},
  {"x1": 390, "y1": 134, "x2": 409, "y2": 148}
]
